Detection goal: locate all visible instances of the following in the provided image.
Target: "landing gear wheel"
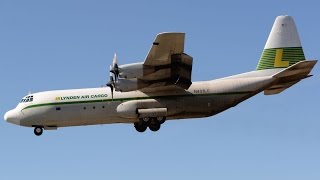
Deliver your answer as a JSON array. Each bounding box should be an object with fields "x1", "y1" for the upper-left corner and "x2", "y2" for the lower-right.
[
  {"x1": 134, "y1": 122, "x2": 147, "y2": 133},
  {"x1": 156, "y1": 116, "x2": 166, "y2": 124},
  {"x1": 149, "y1": 120, "x2": 161, "y2": 132},
  {"x1": 141, "y1": 117, "x2": 151, "y2": 125},
  {"x1": 34, "y1": 127, "x2": 43, "y2": 136}
]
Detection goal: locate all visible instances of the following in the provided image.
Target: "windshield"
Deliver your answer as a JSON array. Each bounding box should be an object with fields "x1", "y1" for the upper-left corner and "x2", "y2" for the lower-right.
[{"x1": 20, "y1": 95, "x2": 34, "y2": 103}]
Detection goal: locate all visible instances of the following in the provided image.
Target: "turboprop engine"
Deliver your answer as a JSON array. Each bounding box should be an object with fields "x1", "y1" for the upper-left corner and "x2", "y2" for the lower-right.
[
  {"x1": 106, "y1": 53, "x2": 193, "y2": 94},
  {"x1": 106, "y1": 54, "x2": 146, "y2": 95}
]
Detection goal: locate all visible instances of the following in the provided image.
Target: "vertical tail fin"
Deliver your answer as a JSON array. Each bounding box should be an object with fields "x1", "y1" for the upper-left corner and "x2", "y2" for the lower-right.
[{"x1": 256, "y1": 15, "x2": 305, "y2": 70}]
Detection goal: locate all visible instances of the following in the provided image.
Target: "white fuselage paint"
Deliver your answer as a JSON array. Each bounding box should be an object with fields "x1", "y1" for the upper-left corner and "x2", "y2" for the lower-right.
[{"x1": 4, "y1": 69, "x2": 280, "y2": 129}]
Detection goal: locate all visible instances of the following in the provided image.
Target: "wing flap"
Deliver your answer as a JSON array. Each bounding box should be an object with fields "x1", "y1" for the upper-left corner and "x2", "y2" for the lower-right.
[{"x1": 141, "y1": 53, "x2": 193, "y2": 91}]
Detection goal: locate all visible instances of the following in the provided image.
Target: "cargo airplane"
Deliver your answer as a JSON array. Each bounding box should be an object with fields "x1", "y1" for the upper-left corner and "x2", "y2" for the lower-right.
[{"x1": 4, "y1": 15, "x2": 317, "y2": 136}]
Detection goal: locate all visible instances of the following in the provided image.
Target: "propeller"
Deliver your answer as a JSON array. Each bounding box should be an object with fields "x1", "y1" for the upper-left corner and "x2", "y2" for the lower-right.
[
  {"x1": 106, "y1": 66, "x2": 115, "y2": 100},
  {"x1": 106, "y1": 53, "x2": 121, "y2": 100},
  {"x1": 110, "y1": 53, "x2": 119, "y2": 81}
]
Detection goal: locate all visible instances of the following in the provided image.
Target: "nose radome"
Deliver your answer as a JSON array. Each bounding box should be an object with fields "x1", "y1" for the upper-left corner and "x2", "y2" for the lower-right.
[
  {"x1": 4, "y1": 111, "x2": 8, "y2": 121},
  {"x1": 4, "y1": 110, "x2": 20, "y2": 125}
]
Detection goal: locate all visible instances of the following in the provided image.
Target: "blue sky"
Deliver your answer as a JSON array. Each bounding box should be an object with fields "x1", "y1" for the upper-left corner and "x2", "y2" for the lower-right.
[{"x1": 1, "y1": 0, "x2": 319, "y2": 179}]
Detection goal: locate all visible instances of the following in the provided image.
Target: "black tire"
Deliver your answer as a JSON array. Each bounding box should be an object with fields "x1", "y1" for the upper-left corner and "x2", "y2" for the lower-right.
[
  {"x1": 149, "y1": 121, "x2": 161, "y2": 132},
  {"x1": 34, "y1": 127, "x2": 43, "y2": 136},
  {"x1": 134, "y1": 122, "x2": 147, "y2": 133}
]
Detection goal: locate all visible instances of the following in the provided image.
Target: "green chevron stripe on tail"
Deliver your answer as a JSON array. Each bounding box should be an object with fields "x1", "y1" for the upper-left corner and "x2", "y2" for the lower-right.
[{"x1": 256, "y1": 47, "x2": 305, "y2": 70}]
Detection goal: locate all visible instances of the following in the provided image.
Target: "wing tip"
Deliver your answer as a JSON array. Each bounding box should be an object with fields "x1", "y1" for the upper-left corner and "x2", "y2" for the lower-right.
[{"x1": 156, "y1": 32, "x2": 185, "y2": 36}]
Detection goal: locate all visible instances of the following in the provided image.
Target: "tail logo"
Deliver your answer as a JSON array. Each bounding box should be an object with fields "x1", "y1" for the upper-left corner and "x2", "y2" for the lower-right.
[{"x1": 274, "y1": 49, "x2": 289, "y2": 67}]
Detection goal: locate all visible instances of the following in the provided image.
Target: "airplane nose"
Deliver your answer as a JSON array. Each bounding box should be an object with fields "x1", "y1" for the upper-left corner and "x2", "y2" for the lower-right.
[
  {"x1": 4, "y1": 110, "x2": 21, "y2": 125},
  {"x1": 4, "y1": 112, "x2": 8, "y2": 121}
]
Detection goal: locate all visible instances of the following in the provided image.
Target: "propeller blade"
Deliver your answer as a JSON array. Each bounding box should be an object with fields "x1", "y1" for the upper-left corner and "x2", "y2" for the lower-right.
[
  {"x1": 110, "y1": 84, "x2": 114, "y2": 100},
  {"x1": 109, "y1": 65, "x2": 114, "y2": 81},
  {"x1": 112, "y1": 53, "x2": 117, "y2": 67},
  {"x1": 110, "y1": 53, "x2": 119, "y2": 81},
  {"x1": 106, "y1": 82, "x2": 114, "y2": 100},
  {"x1": 106, "y1": 53, "x2": 119, "y2": 100}
]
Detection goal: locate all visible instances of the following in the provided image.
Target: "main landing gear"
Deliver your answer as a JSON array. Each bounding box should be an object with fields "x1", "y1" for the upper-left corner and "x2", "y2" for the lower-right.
[
  {"x1": 134, "y1": 117, "x2": 166, "y2": 133},
  {"x1": 34, "y1": 127, "x2": 43, "y2": 136}
]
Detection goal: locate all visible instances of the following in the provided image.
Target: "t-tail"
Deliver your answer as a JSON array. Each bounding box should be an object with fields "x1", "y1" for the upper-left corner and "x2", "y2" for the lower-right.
[{"x1": 257, "y1": 15, "x2": 317, "y2": 95}]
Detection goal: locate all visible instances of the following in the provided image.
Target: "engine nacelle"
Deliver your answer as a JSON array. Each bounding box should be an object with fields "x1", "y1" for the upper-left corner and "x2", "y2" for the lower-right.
[
  {"x1": 115, "y1": 78, "x2": 153, "y2": 92},
  {"x1": 114, "y1": 78, "x2": 139, "y2": 92},
  {"x1": 118, "y1": 62, "x2": 144, "y2": 79}
]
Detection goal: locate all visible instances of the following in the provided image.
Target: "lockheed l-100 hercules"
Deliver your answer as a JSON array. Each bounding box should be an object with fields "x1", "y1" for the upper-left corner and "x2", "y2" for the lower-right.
[{"x1": 4, "y1": 15, "x2": 317, "y2": 136}]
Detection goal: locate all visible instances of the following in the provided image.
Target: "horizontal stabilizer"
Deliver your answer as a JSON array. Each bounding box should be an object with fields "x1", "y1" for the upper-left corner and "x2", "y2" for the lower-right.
[{"x1": 264, "y1": 60, "x2": 317, "y2": 95}]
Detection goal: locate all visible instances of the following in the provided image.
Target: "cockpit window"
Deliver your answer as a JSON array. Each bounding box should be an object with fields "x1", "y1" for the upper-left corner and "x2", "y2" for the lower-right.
[{"x1": 21, "y1": 95, "x2": 33, "y2": 103}]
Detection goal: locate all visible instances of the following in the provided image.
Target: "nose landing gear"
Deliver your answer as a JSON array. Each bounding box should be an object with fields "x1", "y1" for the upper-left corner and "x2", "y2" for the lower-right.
[{"x1": 34, "y1": 127, "x2": 43, "y2": 136}]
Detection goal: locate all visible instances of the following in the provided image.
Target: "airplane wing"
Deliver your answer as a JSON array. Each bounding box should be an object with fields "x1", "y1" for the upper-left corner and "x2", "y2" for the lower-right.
[{"x1": 141, "y1": 32, "x2": 193, "y2": 90}]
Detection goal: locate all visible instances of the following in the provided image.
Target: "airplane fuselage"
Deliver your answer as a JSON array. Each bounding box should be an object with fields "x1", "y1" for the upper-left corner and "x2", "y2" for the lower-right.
[{"x1": 5, "y1": 70, "x2": 276, "y2": 129}]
